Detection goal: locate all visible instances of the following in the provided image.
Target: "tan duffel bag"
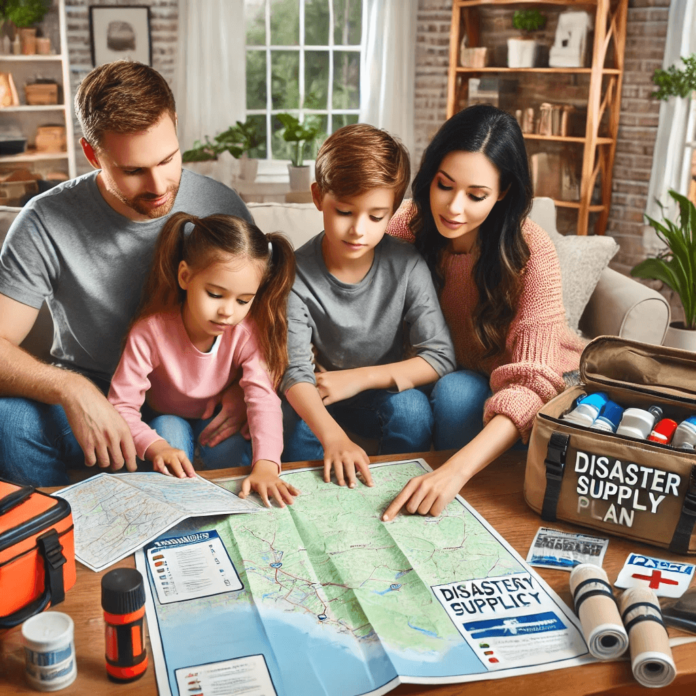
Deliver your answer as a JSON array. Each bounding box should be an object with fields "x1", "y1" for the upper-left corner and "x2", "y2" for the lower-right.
[{"x1": 525, "y1": 336, "x2": 696, "y2": 554}]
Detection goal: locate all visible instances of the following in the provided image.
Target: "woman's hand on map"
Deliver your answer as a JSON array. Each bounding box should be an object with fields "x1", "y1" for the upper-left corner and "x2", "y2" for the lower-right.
[
  {"x1": 240, "y1": 459, "x2": 300, "y2": 508},
  {"x1": 145, "y1": 439, "x2": 196, "y2": 479},
  {"x1": 323, "y1": 433, "x2": 374, "y2": 489},
  {"x1": 381, "y1": 459, "x2": 468, "y2": 521}
]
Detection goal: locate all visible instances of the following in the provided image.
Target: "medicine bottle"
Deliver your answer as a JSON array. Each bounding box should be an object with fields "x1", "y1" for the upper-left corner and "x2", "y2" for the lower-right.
[{"x1": 101, "y1": 568, "x2": 148, "y2": 683}]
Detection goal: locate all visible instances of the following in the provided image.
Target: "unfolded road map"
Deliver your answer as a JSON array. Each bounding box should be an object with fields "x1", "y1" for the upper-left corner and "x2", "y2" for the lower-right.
[
  {"x1": 136, "y1": 459, "x2": 591, "y2": 696},
  {"x1": 57, "y1": 472, "x2": 261, "y2": 571}
]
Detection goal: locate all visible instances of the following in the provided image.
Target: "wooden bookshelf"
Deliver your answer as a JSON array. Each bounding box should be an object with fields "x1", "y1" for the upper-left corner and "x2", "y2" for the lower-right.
[{"x1": 447, "y1": 0, "x2": 629, "y2": 235}]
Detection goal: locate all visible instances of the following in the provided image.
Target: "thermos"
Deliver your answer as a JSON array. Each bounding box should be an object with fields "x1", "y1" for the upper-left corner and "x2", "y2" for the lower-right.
[
  {"x1": 648, "y1": 419, "x2": 679, "y2": 445},
  {"x1": 616, "y1": 405, "x2": 663, "y2": 440},
  {"x1": 101, "y1": 568, "x2": 148, "y2": 683},
  {"x1": 562, "y1": 392, "x2": 609, "y2": 427},
  {"x1": 672, "y1": 416, "x2": 696, "y2": 450},
  {"x1": 590, "y1": 401, "x2": 624, "y2": 433}
]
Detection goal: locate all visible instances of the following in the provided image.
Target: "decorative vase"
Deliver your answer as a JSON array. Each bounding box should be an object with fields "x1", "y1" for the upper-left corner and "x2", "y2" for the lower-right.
[
  {"x1": 19, "y1": 27, "x2": 37, "y2": 56},
  {"x1": 663, "y1": 322, "x2": 696, "y2": 352},
  {"x1": 507, "y1": 38, "x2": 537, "y2": 68},
  {"x1": 288, "y1": 164, "x2": 311, "y2": 192},
  {"x1": 238, "y1": 155, "x2": 258, "y2": 182}
]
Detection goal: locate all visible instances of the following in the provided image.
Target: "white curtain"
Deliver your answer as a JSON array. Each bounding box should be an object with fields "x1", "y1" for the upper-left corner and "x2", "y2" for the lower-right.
[
  {"x1": 644, "y1": 0, "x2": 696, "y2": 243},
  {"x1": 359, "y1": 0, "x2": 418, "y2": 158},
  {"x1": 174, "y1": 0, "x2": 247, "y2": 151}
]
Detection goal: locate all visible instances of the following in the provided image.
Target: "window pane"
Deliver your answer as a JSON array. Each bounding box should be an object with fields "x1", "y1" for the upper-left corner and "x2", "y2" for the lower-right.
[
  {"x1": 304, "y1": 0, "x2": 329, "y2": 45},
  {"x1": 272, "y1": 114, "x2": 296, "y2": 161},
  {"x1": 271, "y1": 51, "x2": 300, "y2": 110},
  {"x1": 245, "y1": 0, "x2": 266, "y2": 46},
  {"x1": 271, "y1": 0, "x2": 299, "y2": 45},
  {"x1": 332, "y1": 113, "x2": 359, "y2": 132},
  {"x1": 305, "y1": 50, "x2": 328, "y2": 109},
  {"x1": 246, "y1": 50, "x2": 267, "y2": 110},
  {"x1": 334, "y1": 0, "x2": 362, "y2": 46},
  {"x1": 333, "y1": 51, "x2": 360, "y2": 110},
  {"x1": 247, "y1": 114, "x2": 267, "y2": 159}
]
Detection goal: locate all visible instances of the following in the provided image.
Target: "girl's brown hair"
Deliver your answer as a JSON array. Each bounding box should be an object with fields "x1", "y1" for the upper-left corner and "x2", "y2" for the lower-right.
[{"x1": 136, "y1": 212, "x2": 295, "y2": 386}]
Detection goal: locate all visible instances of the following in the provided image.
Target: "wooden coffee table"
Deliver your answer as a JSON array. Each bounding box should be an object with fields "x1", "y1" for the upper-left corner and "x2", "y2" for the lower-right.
[{"x1": 2, "y1": 451, "x2": 696, "y2": 695}]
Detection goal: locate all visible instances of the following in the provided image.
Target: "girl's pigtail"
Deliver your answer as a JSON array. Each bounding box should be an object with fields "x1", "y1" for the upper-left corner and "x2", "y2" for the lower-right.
[
  {"x1": 135, "y1": 212, "x2": 197, "y2": 323},
  {"x1": 251, "y1": 232, "x2": 296, "y2": 387}
]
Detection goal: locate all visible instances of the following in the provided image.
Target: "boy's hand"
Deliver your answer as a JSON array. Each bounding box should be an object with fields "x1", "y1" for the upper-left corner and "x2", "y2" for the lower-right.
[
  {"x1": 316, "y1": 368, "x2": 367, "y2": 405},
  {"x1": 239, "y1": 459, "x2": 299, "y2": 508},
  {"x1": 145, "y1": 439, "x2": 196, "y2": 479},
  {"x1": 323, "y1": 434, "x2": 374, "y2": 488}
]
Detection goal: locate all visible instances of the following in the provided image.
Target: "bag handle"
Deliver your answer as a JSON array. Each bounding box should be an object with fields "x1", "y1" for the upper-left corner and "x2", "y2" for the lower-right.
[
  {"x1": 0, "y1": 482, "x2": 34, "y2": 515},
  {"x1": 669, "y1": 466, "x2": 696, "y2": 555},
  {"x1": 541, "y1": 433, "x2": 569, "y2": 521},
  {"x1": 0, "y1": 529, "x2": 67, "y2": 629}
]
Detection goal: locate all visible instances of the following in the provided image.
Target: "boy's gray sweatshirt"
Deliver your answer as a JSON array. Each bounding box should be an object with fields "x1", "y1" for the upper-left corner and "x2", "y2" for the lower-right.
[{"x1": 280, "y1": 232, "x2": 456, "y2": 395}]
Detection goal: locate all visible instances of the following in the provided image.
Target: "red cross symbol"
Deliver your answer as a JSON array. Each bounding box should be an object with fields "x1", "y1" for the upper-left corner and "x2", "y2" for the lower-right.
[{"x1": 631, "y1": 570, "x2": 680, "y2": 590}]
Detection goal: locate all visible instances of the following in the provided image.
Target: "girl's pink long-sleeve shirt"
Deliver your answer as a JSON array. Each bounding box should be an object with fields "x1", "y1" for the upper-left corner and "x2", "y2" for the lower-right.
[{"x1": 108, "y1": 310, "x2": 282, "y2": 466}]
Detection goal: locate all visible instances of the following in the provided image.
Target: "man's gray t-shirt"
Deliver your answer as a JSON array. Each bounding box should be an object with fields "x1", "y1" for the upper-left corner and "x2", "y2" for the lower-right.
[
  {"x1": 280, "y1": 232, "x2": 456, "y2": 395},
  {"x1": 0, "y1": 169, "x2": 251, "y2": 383}
]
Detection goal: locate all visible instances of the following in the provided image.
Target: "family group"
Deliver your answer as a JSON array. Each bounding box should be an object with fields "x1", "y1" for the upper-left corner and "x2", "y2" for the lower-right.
[{"x1": 0, "y1": 61, "x2": 584, "y2": 520}]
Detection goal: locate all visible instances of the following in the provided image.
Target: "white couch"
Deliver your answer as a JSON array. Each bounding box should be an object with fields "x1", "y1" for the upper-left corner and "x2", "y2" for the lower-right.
[{"x1": 0, "y1": 197, "x2": 671, "y2": 363}]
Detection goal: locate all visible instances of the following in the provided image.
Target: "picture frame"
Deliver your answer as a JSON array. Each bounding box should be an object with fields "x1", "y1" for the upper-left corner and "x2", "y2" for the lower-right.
[{"x1": 89, "y1": 5, "x2": 152, "y2": 68}]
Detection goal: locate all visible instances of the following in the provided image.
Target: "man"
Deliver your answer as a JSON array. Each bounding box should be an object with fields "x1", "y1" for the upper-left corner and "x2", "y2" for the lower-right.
[{"x1": 0, "y1": 61, "x2": 251, "y2": 486}]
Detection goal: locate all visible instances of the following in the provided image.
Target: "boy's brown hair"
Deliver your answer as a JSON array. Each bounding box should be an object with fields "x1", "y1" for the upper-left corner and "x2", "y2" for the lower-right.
[
  {"x1": 75, "y1": 61, "x2": 176, "y2": 148},
  {"x1": 314, "y1": 124, "x2": 410, "y2": 211}
]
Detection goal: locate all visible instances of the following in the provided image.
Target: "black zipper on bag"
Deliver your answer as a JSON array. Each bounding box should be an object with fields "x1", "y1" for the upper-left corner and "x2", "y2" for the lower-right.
[{"x1": 0, "y1": 495, "x2": 72, "y2": 553}]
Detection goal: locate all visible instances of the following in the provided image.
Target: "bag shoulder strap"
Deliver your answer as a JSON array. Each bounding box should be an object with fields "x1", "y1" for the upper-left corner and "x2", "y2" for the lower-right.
[
  {"x1": 670, "y1": 465, "x2": 696, "y2": 555},
  {"x1": 541, "y1": 433, "x2": 570, "y2": 522}
]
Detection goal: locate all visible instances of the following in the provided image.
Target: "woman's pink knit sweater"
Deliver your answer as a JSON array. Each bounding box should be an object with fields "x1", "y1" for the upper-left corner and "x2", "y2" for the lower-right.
[{"x1": 388, "y1": 202, "x2": 583, "y2": 441}]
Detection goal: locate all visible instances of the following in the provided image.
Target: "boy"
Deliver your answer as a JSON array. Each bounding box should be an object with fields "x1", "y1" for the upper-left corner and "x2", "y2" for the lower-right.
[{"x1": 281, "y1": 124, "x2": 455, "y2": 488}]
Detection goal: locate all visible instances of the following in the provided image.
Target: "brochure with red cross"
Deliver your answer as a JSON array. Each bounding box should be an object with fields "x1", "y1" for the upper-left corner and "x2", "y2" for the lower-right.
[{"x1": 614, "y1": 553, "x2": 695, "y2": 598}]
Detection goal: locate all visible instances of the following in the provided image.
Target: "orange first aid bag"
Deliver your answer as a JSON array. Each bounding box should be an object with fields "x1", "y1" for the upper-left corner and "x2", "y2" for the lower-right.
[{"x1": 0, "y1": 479, "x2": 75, "y2": 628}]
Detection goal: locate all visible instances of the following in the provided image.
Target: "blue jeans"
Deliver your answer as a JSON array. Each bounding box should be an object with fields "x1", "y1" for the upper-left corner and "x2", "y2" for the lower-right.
[
  {"x1": 148, "y1": 414, "x2": 251, "y2": 469},
  {"x1": 282, "y1": 387, "x2": 434, "y2": 462},
  {"x1": 0, "y1": 397, "x2": 251, "y2": 487}
]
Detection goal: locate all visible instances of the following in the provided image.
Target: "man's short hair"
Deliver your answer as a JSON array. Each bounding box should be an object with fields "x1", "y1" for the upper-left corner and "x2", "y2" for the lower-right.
[
  {"x1": 314, "y1": 124, "x2": 410, "y2": 212},
  {"x1": 75, "y1": 61, "x2": 176, "y2": 148}
]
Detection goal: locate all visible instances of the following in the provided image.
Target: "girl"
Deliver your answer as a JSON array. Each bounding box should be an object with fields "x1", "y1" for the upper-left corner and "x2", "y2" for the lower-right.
[
  {"x1": 108, "y1": 212, "x2": 298, "y2": 507},
  {"x1": 382, "y1": 104, "x2": 584, "y2": 520}
]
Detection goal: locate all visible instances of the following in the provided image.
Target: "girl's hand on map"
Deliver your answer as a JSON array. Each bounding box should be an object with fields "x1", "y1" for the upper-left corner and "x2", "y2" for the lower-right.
[
  {"x1": 381, "y1": 459, "x2": 468, "y2": 521},
  {"x1": 240, "y1": 459, "x2": 300, "y2": 508},
  {"x1": 145, "y1": 440, "x2": 196, "y2": 479},
  {"x1": 323, "y1": 433, "x2": 374, "y2": 489}
]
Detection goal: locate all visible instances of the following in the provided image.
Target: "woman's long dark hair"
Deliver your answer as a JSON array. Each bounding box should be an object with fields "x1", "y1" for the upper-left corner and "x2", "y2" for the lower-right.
[{"x1": 411, "y1": 104, "x2": 533, "y2": 360}]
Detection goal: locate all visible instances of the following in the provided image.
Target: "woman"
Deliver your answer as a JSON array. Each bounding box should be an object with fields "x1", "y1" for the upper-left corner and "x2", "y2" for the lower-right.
[{"x1": 383, "y1": 104, "x2": 583, "y2": 521}]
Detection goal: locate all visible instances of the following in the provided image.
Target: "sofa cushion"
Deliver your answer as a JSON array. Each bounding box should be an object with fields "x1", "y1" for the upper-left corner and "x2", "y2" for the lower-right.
[
  {"x1": 530, "y1": 198, "x2": 619, "y2": 334},
  {"x1": 247, "y1": 202, "x2": 322, "y2": 249}
]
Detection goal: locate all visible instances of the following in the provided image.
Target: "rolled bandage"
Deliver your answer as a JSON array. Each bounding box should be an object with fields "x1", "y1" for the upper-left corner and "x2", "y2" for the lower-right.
[
  {"x1": 619, "y1": 587, "x2": 676, "y2": 688},
  {"x1": 569, "y1": 564, "x2": 628, "y2": 660}
]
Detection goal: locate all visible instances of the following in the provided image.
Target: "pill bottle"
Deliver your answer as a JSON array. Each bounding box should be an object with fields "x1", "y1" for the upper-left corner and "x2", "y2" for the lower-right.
[
  {"x1": 673, "y1": 416, "x2": 696, "y2": 450},
  {"x1": 616, "y1": 405, "x2": 663, "y2": 440},
  {"x1": 22, "y1": 611, "x2": 77, "y2": 691},
  {"x1": 562, "y1": 392, "x2": 609, "y2": 427}
]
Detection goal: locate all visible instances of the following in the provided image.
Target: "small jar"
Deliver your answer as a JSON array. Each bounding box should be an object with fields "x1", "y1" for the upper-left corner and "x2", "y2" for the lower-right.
[{"x1": 22, "y1": 612, "x2": 77, "y2": 692}]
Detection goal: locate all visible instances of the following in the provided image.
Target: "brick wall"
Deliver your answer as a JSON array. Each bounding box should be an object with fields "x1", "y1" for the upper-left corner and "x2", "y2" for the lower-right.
[
  {"x1": 412, "y1": 0, "x2": 671, "y2": 275},
  {"x1": 66, "y1": 0, "x2": 179, "y2": 174}
]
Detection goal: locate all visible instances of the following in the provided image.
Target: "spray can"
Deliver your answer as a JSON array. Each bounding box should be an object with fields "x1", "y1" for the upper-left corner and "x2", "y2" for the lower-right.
[
  {"x1": 616, "y1": 405, "x2": 663, "y2": 440},
  {"x1": 648, "y1": 419, "x2": 679, "y2": 445},
  {"x1": 590, "y1": 401, "x2": 624, "y2": 433},
  {"x1": 101, "y1": 568, "x2": 148, "y2": 683},
  {"x1": 562, "y1": 392, "x2": 609, "y2": 427},
  {"x1": 672, "y1": 416, "x2": 696, "y2": 450}
]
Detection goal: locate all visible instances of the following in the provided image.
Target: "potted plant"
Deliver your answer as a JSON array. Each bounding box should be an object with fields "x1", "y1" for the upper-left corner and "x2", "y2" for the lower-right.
[
  {"x1": 4, "y1": 0, "x2": 51, "y2": 55},
  {"x1": 277, "y1": 113, "x2": 323, "y2": 191},
  {"x1": 508, "y1": 9, "x2": 546, "y2": 69},
  {"x1": 214, "y1": 118, "x2": 262, "y2": 181},
  {"x1": 631, "y1": 190, "x2": 696, "y2": 351},
  {"x1": 652, "y1": 53, "x2": 696, "y2": 101},
  {"x1": 181, "y1": 137, "x2": 220, "y2": 178}
]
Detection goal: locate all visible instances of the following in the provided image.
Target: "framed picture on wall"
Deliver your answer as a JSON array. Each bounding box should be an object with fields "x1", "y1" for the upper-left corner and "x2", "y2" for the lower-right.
[{"x1": 90, "y1": 5, "x2": 152, "y2": 67}]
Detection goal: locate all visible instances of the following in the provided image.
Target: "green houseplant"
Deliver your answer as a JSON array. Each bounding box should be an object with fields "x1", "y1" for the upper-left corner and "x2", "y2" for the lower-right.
[
  {"x1": 277, "y1": 112, "x2": 323, "y2": 191},
  {"x1": 631, "y1": 190, "x2": 696, "y2": 349},
  {"x1": 508, "y1": 9, "x2": 546, "y2": 68},
  {"x1": 4, "y1": 0, "x2": 50, "y2": 54},
  {"x1": 652, "y1": 54, "x2": 696, "y2": 101}
]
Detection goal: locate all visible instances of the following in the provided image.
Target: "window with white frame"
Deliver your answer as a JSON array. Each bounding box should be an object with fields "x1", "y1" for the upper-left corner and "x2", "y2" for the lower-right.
[{"x1": 245, "y1": 0, "x2": 363, "y2": 162}]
